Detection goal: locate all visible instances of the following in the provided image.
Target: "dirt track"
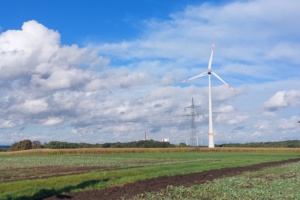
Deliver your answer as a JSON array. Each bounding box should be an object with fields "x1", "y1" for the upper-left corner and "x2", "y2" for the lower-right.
[{"x1": 45, "y1": 158, "x2": 300, "y2": 200}]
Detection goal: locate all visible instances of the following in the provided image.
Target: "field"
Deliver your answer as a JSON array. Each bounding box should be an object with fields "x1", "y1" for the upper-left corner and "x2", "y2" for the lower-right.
[
  {"x1": 0, "y1": 148, "x2": 300, "y2": 199},
  {"x1": 131, "y1": 160, "x2": 300, "y2": 199}
]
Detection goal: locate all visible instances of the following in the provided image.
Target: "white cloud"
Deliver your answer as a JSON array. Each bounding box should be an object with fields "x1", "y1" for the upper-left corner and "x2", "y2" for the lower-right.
[
  {"x1": 94, "y1": 0, "x2": 300, "y2": 67},
  {"x1": 251, "y1": 131, "x2": 262, "y2": 137},
  {"x1": 43, "y1": 118, "x2": 63, "y2": 126},
  {"x1": 278, "y1": 116, "x2": 298, "y2": 130},
  {"x1": 0, "y1": 20, "x2": 106, "y2": 89},
  {"x1": 0, "y1": 20, "x2": 60, "y2": 79},
  {"x1": 254, "y1": 120, "x2": 271, "y2": 130},
  {"x1": 264, "y1": 91, "x2": 287, "y2": 110},
  {"x1": 0, "y1": 120, "x2": 15, "y2": 128},
  {"x1": 31, "y1": 68, "x2": 91, "y2": 90},
  {"x1": 214, "y1": 104, "x2": 234, "y2": 113},
  {"x1": 215, "y1": 113, "x2": 248, "y2": 125},
  {"x1": 264, "y1": 90, "x2": 300, "y2": 111},
  {"x1": 20, "y1": 99, "x2": 48, "y2": 114}
]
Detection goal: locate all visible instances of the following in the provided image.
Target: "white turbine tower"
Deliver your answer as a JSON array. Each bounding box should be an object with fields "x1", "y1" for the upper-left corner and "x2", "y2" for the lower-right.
[{"x1": 181, "y1": 41, "x2": 236, "y2": 148}]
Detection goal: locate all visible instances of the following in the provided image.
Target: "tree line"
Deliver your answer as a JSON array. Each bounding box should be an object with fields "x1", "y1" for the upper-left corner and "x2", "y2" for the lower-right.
[
  {"x1": 0, "y1": 146, "x2": 10, "y2": 152},
  {"x1": 8, "y1": 139, "x2": 175, "y2": 151},
  {"x1": 9, "y1": 140, "x2": 42, "y2": 151},
  {"x1": 7, "y1": 139, "x2": 300, "y2": 151},
  {"x1": 9, "y1": 140, "x2": 101, "y2": 151},
  {"x1": 101, "y1": 140, "x2": 175, "y2": 148},
  {"x1": 44, "y1": 141, "x2": 101, "y2": 149},
  {"x1": 221, "y1": 140, "x2": 300, "y2": 148}
]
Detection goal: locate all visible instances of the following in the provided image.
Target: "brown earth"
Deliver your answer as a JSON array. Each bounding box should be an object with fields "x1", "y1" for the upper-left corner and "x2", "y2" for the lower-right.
[
  {"x1": 44, "y1": 158, "x2": 300, "y2": 200},
  {"x1": 0, "y1": 166, "x2": 130, "y2": 182}
]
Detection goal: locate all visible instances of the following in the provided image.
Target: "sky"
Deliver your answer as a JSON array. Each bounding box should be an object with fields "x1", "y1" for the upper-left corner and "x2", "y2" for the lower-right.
[{"x1": 0, "y1": 0, "x2": 300, "y2": 146}]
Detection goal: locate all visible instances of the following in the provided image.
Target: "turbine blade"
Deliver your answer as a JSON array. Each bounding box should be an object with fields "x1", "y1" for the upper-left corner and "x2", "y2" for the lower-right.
[
  {"x1": 180, "y1": 72, "x2": 208, "y2": 84},
  {"x1": 211, "y1": 71, "x2": 236, "y2": 92},
  {"x1": 208, "y1": 41, "x2": 215, "y2": 71}
]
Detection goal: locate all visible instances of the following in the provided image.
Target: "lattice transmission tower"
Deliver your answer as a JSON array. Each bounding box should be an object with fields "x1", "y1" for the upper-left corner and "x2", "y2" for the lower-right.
[{"x1": 183, "y1": 98, "x2": 203, "y2": 146}]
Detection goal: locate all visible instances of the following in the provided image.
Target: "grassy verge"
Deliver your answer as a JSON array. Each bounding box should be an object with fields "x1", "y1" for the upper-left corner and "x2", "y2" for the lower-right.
[{"x1": 0, "y1": 152, "x2": 299, "y2": 199}]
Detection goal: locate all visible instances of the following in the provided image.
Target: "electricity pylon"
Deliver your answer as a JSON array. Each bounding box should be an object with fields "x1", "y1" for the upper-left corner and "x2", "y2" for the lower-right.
[{"x1": 183, "y1": 98, "x2": 203, "y2": 146}]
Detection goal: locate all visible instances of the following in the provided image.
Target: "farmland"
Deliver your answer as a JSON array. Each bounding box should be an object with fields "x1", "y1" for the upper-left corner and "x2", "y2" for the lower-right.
[
  {"x1": 0, "y1": 148, "x2": 299, "y2": 199},
  {"x1": 132, "y1": 160, "x2": 300, "y2": 199}
]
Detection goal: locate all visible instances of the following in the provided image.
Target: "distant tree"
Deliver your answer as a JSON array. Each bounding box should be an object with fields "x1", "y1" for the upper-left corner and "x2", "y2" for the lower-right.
[
  {"x1": 0, "y1": 146, "x2": 10, "y2": 152},
  {"x1": 21, "y1": 139, "x2": 32, "y2": 150},
  {"x1": 222, "y1": 140, "x2": 300, "y2": 148},
  {"x1": 41, "y1": 140, "x2": 175, "y2": 149},
  {"x1": 102, "y1": 143, "x2": 111, "y2": 148},
  {"x1": 98, "y1": 140, "x2": 174, "y2": 149},
  {"x1": 178, "y1": 143, "x2": 187, "y2": 147},
  {"x1": 9, "y1": 139, "x2": 32, "y2": 151},
  {"x1": 32, "y1": 141, "x2": 42, "y2": 149},
  {"x1": 43, "y1": 141, "x2": 102, "y2": 149}
]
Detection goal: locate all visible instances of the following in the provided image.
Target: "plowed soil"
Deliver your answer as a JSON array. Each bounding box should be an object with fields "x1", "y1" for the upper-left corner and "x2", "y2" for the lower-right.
[
  {"x1": 1, "y1": 166, "x2": 126, "y2": 182},
  {"x1": 45, "y1": 158, "x2": 300, "y2": 200}
]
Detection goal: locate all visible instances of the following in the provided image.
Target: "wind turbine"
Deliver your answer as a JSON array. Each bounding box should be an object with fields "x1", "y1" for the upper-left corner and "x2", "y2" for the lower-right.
[{"x1": 180, "y1": 41, "x2": 236, "y2": 148}]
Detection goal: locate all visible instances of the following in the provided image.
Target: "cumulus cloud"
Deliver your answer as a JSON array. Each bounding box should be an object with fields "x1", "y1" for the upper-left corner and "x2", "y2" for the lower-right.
[
  {"x1": 0, "y1": 21, "x2": 108, "y2": 132},
  {"x1": 264, "y1": 90, "x2": 300, "y2": 111},
  {"x1": 43, "y1": 118, "x2": 63, "y2": 126},
  {"x1": 215, "y1": 113, "x2": 248, "y2": 125},
  {"x1": 31, "y1": 68, "x2": 91, "y2": 90},
  {"x1": 0, "y1": 20, "x2": 59, "y2": 79},
  {"x1": 19, "y1": 99, "x2": 48, "y2": 114},
  {"x1": 0, "y1": 20, "x2": 106, "y2": 86}
]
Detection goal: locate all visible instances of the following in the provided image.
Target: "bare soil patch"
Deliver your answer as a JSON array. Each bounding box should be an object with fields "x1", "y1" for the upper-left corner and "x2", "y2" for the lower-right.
[
  {"x1": 44, "y1": 158, "x2": 300, "y2": 200},
  {"x1": 0, "y1": 166, "x2": 124, "y2": 182}
]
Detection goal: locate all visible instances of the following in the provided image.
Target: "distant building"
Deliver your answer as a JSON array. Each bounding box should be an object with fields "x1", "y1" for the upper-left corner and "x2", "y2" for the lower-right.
[{"x1": 162, "y1": 137, "x2": 169, "y2": 142}]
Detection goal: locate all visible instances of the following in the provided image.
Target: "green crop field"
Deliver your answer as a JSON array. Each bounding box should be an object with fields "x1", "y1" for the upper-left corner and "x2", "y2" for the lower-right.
[
  {"x1": 131, "y1": 160, "x2": 300, "y2": 199},
  {"x1": 0, "y1": 148, "x2": 299, "y2": 199}
]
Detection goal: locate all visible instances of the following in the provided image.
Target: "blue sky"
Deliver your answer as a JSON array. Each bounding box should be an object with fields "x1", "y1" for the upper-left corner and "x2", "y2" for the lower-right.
[
  {"x1": 1, "y1": 0, "x2": 214, "y2": 44},
  {"x1": 0, "y1": 0, "x2": 300, "y2": 145}
]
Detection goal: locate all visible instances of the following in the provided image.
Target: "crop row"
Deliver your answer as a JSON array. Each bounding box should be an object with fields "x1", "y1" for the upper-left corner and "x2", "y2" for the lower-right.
[
  {"x1": 131, "y1": 161, "x2": 300, "y2": 199},
  {"x1": 1, "y1": 147, "x2": 300, "y2": 155}
]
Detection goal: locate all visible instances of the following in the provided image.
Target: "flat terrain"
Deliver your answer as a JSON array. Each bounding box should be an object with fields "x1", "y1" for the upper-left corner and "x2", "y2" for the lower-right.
[
  {"x1": 45, "y1": 158, "x2": 300, "y2": 200},
  {"x1": 0, "y1": 148, "x2": 299, "y2": 199}
]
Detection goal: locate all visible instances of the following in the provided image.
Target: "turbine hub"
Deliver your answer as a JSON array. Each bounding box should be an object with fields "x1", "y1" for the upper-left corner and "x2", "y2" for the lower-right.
[{"x1": 208, "y1": 69, "x2": 211, "y2": 74}]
